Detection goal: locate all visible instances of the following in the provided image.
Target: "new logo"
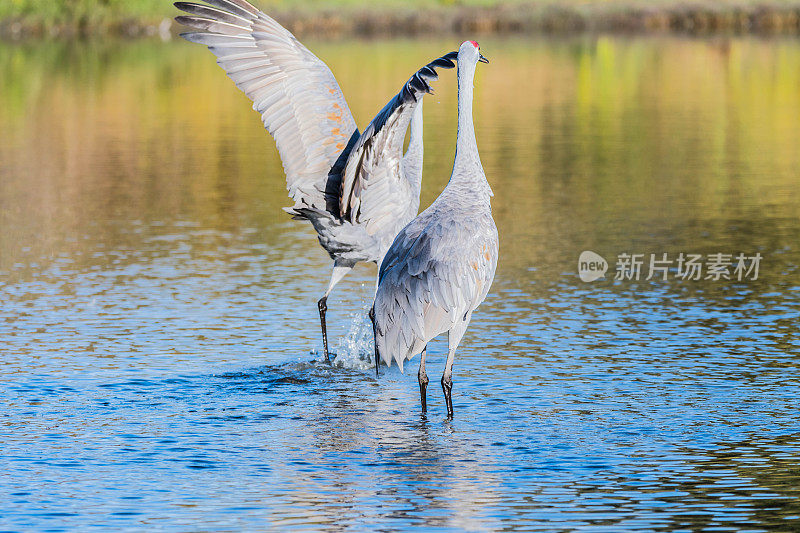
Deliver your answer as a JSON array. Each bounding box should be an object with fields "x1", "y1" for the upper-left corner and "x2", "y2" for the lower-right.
[{"x1": 579, "y1": 251, "x2": 608, "y2": 282}]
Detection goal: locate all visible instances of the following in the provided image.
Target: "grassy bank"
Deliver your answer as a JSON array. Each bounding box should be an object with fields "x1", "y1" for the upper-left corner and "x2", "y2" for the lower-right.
[{"x1": 2, "y1": 0, "x2": 800, "y2": 39}]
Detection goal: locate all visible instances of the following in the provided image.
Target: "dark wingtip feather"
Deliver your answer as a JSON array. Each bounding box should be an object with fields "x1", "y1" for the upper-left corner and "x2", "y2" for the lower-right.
[
  {"x1": 409, "y1": 75, "x2": 426, "y2": 93},
  {"x1": 364, "y1": 49, "x2": 460, "y2": 136},
  {"x1": 179, "y1": 31, "x2": 206, "y2": 43},
  {"x1": 174, "y1": 2, "x2": 203, "y2": 20},
  {"x1": 175, "y1": 15, "x2": 210, "y2": 30},
  {"x1": 400, "y1": 50, "x2": 459, "y2": 103},
  {"x1": 429, "y1": 55, "x2": 457, "y2": 70},
  {"x1": 418, "y1": 65, "x2": 438, "y2": 79}
]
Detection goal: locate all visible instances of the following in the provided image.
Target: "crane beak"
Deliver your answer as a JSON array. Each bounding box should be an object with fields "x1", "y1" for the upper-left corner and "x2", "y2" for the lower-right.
[{"x1": 478, "y1": 54, "x2": 489, "y2": 64}]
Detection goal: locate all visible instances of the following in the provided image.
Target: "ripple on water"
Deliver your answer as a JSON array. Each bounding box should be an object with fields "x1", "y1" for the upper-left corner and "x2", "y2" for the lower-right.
[{"x1": 2, "y1": 35, "x2": 800, "y2": 532}]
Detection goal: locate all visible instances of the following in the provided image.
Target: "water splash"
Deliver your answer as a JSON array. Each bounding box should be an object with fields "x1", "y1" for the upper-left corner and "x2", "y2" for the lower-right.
[{"x1": 332, "y1": 303, "x2": 376, "y2": 372}]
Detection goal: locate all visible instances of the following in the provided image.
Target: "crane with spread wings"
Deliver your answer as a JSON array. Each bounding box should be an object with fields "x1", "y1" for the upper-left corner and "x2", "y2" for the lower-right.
[{"x1": 175, "y1": 0, "x2": 457, "y2": 361}]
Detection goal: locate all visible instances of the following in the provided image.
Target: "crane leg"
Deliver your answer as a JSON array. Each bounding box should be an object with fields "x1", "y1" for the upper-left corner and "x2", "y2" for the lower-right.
[
  {"x1": 318, "y1": 263, "x2": 352, "y2": 364},
  {"x1": 317, "y1": 296, "x2": 330, "y2": 364},
  {"x1": 418, "y1": 346, "x2": 429, "y2": 413},
  {"x1": 441, "y1": 345, "x2": 455, "y2": 419},
  {"x1": 369, "y1": 307, "x2": 379, "y2": 377},
  {"x1": 441, "y1": 373, "x2": 453, "y2": 419},
  {"x1": 442, "y1": 323, "x2": 468, "y2": 419}
]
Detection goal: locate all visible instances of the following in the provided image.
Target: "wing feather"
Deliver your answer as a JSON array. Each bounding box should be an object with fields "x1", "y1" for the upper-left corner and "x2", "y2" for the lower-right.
[
  {"x1": 176, "y1": 0, "x2": 358, "y2": 209},
  {"x1": 338, "y1": 52, "x2": 458, "y2": 227},
  {"x1": 374, "y1": 210, "x2": 498, "y2": 369}
]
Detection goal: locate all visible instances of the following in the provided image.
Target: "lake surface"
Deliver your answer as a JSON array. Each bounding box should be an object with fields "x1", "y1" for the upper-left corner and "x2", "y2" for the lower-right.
[{"x1": 1, "y1": 35, "x2": 799, "y2": 531}]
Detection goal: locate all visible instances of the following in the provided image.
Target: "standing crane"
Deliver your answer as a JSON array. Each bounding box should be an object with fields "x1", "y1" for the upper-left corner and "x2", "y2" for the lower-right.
[
  {"x1": 371, "y1": 41, "x2": 497, "y2": 419},
  {"x1": 175, "y1": 0, "x2": 457, "y2": 362}
]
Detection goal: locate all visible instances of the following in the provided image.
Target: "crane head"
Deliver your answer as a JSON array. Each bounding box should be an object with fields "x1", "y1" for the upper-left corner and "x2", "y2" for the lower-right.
[{"x1": 459, "y1": 40, "x2": 489, "y2": 64}]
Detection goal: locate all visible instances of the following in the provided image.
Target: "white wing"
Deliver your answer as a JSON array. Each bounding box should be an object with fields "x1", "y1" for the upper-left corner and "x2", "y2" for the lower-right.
[{"x1": 176, "y1": 0, "x2": 358, "y2": 209}]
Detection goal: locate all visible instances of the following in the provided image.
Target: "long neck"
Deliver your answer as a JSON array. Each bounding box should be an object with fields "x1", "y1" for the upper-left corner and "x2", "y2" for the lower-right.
[
  {"x1": 455, "y1": 60, "x2": 478, "y2": 165},
  {"x1": 402, "y1": 101, "x2": 424, "y2": 200},
  {"x1": 448, "y1": 58, "x2": 491, "y2": 197}
]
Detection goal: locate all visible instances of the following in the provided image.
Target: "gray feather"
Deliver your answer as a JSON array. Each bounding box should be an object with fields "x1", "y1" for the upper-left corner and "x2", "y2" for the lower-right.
[{"x1": 373, "y1": 43, "x2": 498, "y2": 371}]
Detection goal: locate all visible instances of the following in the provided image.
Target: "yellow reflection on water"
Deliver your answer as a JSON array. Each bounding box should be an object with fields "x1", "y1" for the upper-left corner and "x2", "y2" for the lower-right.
[{"x1": 1, "y1": 36, "x2": 798, "y2": 282}]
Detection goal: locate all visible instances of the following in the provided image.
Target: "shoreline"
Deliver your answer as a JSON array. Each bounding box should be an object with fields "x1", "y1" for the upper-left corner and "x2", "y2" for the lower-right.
[{"x1": 2, "y1": 3, "x2": 800, "y2": 41}]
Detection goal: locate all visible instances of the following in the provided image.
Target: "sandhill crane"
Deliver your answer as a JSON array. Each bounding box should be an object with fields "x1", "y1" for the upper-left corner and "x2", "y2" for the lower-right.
[
  {"x1": 371, "y1": 41, "x2": 497, "y2": 419},
  {"x1": 175, "y1": 0, "x2": 457, "y2": 362}
]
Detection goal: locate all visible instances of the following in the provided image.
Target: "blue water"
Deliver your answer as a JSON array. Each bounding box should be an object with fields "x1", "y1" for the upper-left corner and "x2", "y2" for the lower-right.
[{"x1": 2, "y1": 36, "x2": 800, "y2": 530}]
